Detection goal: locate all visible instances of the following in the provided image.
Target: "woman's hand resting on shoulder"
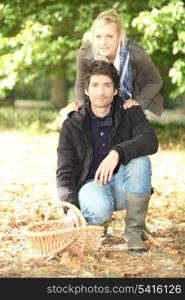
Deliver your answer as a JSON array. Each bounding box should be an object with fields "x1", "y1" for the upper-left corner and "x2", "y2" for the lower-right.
[
  {"x1": 123, "y1": 98, "x2": 139, "y2": 109},
  {"x1": 67, "y1": 101, "x2": 83, "y2": 112}
]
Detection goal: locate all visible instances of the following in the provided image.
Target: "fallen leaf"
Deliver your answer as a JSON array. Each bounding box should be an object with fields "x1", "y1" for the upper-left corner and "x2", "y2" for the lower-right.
[
  {"x1": 159, "y1": 273, "x2": 171, "y2": 278},
  {"x1": 164, "y1": 247, "x2": 179, "y2": 255},
  {"x1": 151, "y1": 264, "x2": 160, "y2": 271},
  {"x1": 143, "y1": 231, "x2": 160, "y2": 247}
]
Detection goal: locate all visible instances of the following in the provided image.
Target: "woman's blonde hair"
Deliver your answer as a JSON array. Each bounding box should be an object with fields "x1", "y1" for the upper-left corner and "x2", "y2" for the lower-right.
[{"x1": 90, "y1": 9, "x2": 126, "y2": 43}]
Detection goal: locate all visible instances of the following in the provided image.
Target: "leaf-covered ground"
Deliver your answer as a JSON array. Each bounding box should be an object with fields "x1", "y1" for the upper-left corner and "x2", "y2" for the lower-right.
[{"x1": 0, "y1": 130, "x2": 184, "y2": 278}]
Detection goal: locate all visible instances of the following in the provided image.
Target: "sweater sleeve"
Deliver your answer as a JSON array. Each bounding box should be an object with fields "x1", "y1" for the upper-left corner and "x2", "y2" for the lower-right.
[
  {"x1": 75, "y1": 43, "x2": 90, "y2": 102},
  {"x1": 130, "y1": 42, "x2": 163, "y2": 109}
]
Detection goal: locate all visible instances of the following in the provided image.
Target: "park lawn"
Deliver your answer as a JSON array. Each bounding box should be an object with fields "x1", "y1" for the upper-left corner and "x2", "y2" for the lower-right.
[{"x1": 0, "y1": 130, "x2": 184, "y2": 278}]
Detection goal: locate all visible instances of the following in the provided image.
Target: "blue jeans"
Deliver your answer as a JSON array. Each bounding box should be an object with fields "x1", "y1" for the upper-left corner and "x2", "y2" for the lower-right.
[{"x1": 78, "y1": 156, "x2": 152, "y2": 225}]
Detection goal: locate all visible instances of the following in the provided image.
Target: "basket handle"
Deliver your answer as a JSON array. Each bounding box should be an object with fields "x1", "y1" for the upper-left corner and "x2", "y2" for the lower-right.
[{"x1": 44, "y1": 201, "x2": 87, "y2": 228}]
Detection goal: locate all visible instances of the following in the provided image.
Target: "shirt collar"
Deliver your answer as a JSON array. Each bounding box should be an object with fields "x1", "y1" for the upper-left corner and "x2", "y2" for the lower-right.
[{"x1": 87, "y1": 101, "x2": 113, "y2": 126}]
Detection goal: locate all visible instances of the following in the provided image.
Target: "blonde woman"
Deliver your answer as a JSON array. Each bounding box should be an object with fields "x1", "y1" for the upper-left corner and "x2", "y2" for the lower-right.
[{"x1": 71, "y1": 9, "x2": 163, "y2": 116}]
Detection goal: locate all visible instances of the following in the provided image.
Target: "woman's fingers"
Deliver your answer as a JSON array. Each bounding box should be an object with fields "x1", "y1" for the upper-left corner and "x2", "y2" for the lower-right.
[{"x1": 123, "y1": 98, "x2": 139, "y2": 109}]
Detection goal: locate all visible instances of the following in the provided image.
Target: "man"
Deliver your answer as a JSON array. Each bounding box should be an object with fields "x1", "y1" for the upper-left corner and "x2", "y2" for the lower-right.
[{"x1": 56, "y1": 61, "x2": 158, "y2": 253}]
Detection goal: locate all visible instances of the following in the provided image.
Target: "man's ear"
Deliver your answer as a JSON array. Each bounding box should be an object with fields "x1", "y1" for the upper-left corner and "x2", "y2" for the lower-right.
[
  {"x1": 85, "y1": 89, "x2": 89, "y2": 96},
  {"x1": 113, "y1": 89, "x2": 118, "y2": 96}
]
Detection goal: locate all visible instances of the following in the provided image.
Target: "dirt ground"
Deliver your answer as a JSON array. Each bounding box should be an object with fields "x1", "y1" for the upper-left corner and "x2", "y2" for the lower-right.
[{"x1": 0, "y1": 131, "x2": 184, "y2": 278}]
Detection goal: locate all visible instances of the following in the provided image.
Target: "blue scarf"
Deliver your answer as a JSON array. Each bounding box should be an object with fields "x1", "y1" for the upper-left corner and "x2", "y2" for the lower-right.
[
  {"x1": 92, "y1": 40, "x2": 133, "y2": 101},
  {"x1": 118, "y1": 41, "x2": 133, "y2": 100}
]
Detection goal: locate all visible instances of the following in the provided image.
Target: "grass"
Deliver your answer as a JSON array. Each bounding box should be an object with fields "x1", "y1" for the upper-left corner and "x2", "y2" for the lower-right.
[
  {"x1": 152, "y1": 121, "x2": 185, "y2": 150},
  {"x1": 0, "y1": 105, "x2": 59, "y2": 132},
  {"x1": 1, "y1": 104, "x2": 185, "y2": 150}
]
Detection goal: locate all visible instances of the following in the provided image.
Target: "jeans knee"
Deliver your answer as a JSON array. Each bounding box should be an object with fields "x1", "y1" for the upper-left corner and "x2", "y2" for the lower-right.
[
  {"x1": 127, "y1": 156, "x2": 151, "y2": 178},
  {"x1": 123, "y1": 157, "x2": 151, "y2": 194},
  {"x1": 82, "y1": 207, "x2": 112, "y2": 225},
  {"x1": 78, "y1": 180, "x2": 114, "y2": 225}
]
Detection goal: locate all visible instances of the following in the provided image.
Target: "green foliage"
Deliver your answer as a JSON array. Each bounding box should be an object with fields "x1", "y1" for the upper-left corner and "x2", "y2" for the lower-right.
[
  {"x1": 0, "y1": 104, "x2": 58, "y2": 132},
  {"x1": 0, "y1": 0, "x2": 184, "y2": 101},
  {"x1": 0, "y1": 1, "x2": 83, "y2": 98},
  {"x1": 152, "y1": 121, "x2": 185, "y2": 149},
  {"x1": 14, "y1": 77, "x2": 51, "y2": 100},
  {"x1": 132, "y1": 0, "x2": 185, "y2": 98},
  {"x1": 0, "y1": 1, "x2": 80, "y2": 99},
  {"x1": 0, "y1": 0, "x2": 118, "y2": 100}
]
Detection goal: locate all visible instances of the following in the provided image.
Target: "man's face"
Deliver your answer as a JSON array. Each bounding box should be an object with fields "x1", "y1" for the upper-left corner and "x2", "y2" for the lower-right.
[{"x1": 85, "y1": 74, "x2": 118, "y2": 109}]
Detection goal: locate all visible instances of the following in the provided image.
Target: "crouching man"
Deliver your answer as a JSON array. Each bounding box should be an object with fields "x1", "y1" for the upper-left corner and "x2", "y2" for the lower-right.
[{"x1": 56, "y1": 61, "x2": 158, "y2": 253}]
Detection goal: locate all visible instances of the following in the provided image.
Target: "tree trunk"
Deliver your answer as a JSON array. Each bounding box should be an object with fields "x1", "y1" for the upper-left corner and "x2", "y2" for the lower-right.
[
  {"x1": 51, "y1": 75, "x2": 68, "y2": 108},
  {"x1": 3, "y1": 90, "x2": 15, "y2": 106},
  {"x1": 182, "y1": 95, "x2": 185, "y2": 112}
]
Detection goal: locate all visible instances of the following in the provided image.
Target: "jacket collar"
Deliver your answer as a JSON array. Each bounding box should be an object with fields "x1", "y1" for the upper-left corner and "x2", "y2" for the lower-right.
[{"x1": 68, "y1": 97, "x2": 123, "y2": 130}]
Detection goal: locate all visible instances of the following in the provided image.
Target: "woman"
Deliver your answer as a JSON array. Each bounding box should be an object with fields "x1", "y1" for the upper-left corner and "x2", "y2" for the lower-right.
[{"x1": 71, "y1": 9, "x2": 163, "y2": 116}]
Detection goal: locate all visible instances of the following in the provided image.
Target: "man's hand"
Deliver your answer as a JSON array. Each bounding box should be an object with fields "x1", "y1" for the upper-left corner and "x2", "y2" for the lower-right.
[
  {"x1": 123, "y1": 98, "x2": 139, "y2": 109},
  {"x1": 94, "y1": 150, "x2": 119, "y2": 185},
  {"x1": 63, "y1": 209, "x2": 81, "y2": 228},
  {"x1": 67, "y1": 101, "x2": 83, "y2": 112}
]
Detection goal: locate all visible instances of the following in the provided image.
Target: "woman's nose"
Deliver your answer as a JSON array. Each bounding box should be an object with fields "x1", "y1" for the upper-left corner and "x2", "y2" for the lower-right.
[{"x1": 100, "y1": 36, "x2": 106, "y2": 45}]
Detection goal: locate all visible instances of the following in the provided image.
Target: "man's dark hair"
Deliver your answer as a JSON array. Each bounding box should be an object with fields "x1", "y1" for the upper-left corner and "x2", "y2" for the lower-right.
[{"x1": 84, "y1": 60, "x2": 120, "y2": 91}]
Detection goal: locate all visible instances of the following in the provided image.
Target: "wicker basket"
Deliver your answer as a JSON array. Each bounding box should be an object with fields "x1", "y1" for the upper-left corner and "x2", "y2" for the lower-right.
[{"x1": 23, "y1": 202, "x2": 104, "y2": 258}]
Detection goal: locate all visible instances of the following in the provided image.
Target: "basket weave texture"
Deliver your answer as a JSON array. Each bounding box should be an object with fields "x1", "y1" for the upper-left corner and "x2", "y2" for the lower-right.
[{"x1": 23, "y1": 202, "x2": 104, "y2": 258}]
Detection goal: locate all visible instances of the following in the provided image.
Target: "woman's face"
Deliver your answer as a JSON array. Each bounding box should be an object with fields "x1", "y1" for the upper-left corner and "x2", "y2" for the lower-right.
[{"x1": 92, "y1": 22, "x2": 120, "y2": 60}]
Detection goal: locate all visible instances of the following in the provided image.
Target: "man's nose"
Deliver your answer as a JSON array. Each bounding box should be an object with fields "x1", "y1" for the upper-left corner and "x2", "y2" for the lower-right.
[{"x1": 97, "y1": 85, "x2": 105, "y2": 95}]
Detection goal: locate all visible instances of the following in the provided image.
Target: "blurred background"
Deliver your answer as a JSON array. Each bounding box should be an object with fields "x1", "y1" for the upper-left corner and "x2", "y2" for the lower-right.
[
  {"x1": 0, "y1": 0, "x2": 184, "y2": 112},
  {"x1": 0, "y1": 1, "x2": 184, "y2": 278}
]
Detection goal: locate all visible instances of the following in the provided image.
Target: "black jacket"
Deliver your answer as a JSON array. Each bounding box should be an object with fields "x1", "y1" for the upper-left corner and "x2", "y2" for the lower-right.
[{"x1": 56, "y1": 99, "x2": 158, "y2": 206}]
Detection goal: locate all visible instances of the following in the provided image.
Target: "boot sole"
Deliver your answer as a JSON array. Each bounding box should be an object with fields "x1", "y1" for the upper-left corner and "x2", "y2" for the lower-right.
[{"x1": 128, "y1": 248, "x2": 147, "y2": 253}]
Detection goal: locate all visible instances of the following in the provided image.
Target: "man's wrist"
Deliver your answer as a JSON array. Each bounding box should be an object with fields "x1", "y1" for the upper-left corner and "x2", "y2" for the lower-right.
[
  {"x1": 111, "y1": 146, "x2": 122, "y2": 161},
  {"x1": 110, "y1": 150, "x2": 119, "y2": 159}
]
